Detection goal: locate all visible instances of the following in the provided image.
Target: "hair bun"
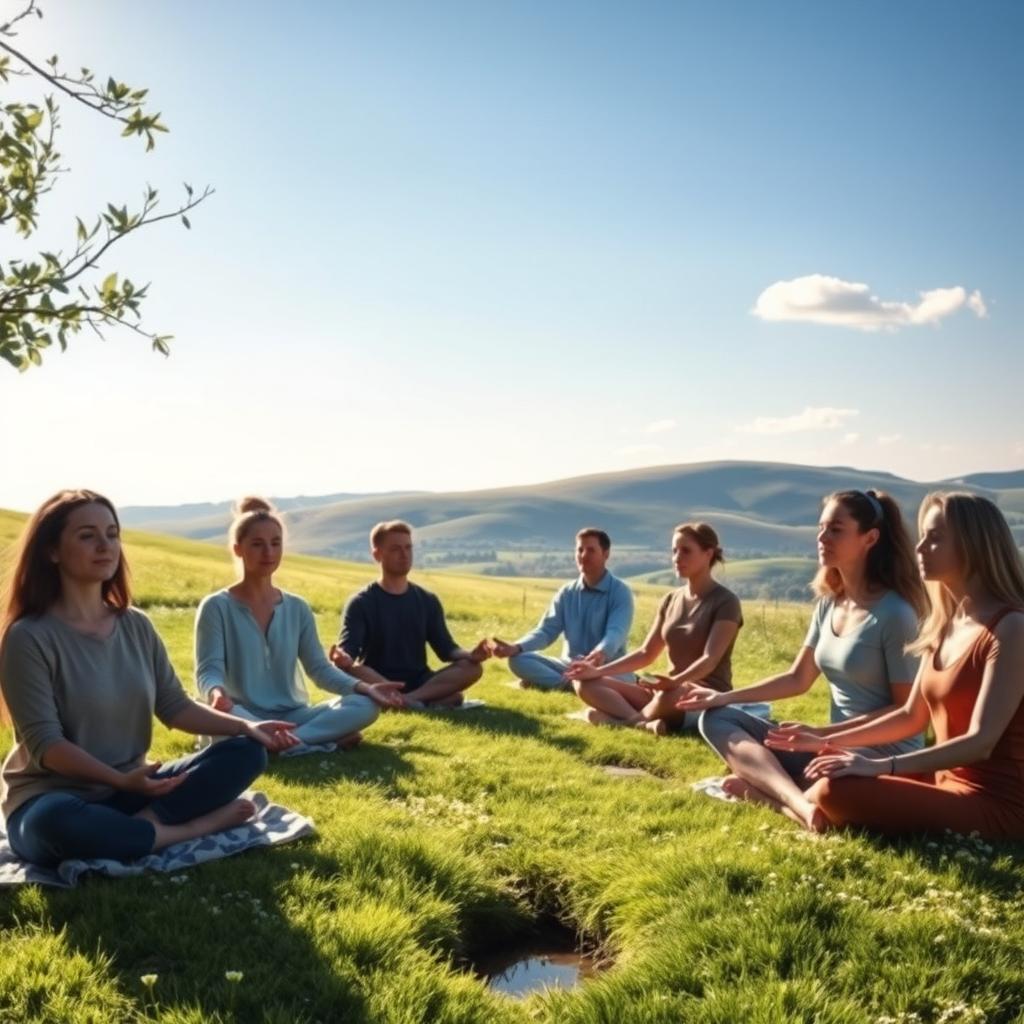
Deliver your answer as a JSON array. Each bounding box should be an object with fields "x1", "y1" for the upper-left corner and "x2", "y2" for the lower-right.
[{"x1": 234, "y1": 495, "x2": 274, "y2": 516}]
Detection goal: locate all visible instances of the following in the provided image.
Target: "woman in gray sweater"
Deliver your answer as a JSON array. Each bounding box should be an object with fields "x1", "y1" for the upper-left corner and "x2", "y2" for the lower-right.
[{"x1": 0, "y1": 489, "x2": 299, "y2": 868}]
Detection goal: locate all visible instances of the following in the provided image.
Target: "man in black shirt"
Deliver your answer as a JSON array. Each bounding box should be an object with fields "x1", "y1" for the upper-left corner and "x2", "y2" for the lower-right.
[{"x1": 330, "y1": 521, "x2": 490, "y2": 708}]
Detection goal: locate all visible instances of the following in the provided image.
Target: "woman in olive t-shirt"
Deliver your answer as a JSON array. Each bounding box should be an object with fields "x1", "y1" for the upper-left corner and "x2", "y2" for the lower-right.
[
  {"x1": 566, "y1": 523, "x2": 742, "y2": 734},
  {"x1": 0, "y1": 490, "x2": 298, "y2": 868}
]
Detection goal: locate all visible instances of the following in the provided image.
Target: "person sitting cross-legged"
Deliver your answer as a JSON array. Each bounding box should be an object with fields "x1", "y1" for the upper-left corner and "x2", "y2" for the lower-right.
[
  {"x1": 330, "y1": 521, "x2": 490, "y2": 709},
  {"x1": 195, "y1": 497, "x2": 403, "y2": 755},
  {"x1": 565, "y1": 522, "x2": 742, "y2": 733},
  {"x1": 679, "y1": 489, "x2": 926, "y2": 829},
  {"x1": 774, "y1": 493, "x2": 1024, "y2": 839},
  {"x1": 489, "y1": 528, "x2": 634, "y2": 691},
  {"x1": 1, "y1": 490, "x2": 298, "y2": 869}
]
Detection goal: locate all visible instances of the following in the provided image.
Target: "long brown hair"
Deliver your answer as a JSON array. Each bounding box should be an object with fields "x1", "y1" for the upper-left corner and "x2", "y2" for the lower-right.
[
  {"x1": 812, "y1": 488, "x2": 928, "y2": 618},
  {"x1": 1, "y1": 490, "x2": 132, "y2": 721},
  {"x1": 910, "y1": 492, "x2": 1024, "y2": 655},
  {"x1": 1, "y1": 489, "x2": 132, "y2": 643}
]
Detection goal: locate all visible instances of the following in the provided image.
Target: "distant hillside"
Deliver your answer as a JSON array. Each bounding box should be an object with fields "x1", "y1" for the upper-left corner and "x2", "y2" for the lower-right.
[
  {"x1": 946, "y1": 470, "x2": 1024, "y2": 490},
  {"x1": 634, "y1": 557, "x2": 819, "y2": 602},
  {"x1": 119, "y1": 491, "x2": 424, "y2": 540},
  {"x1": 116, "y1": 460, "x2": 1024, "y2": 583}
]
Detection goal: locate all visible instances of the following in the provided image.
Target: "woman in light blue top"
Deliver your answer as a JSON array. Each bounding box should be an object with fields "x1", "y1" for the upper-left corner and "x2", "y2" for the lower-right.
[
  {"x1": 195, "y1": 497, "x2": 403, "y2": 752},
  {"x1": 678, "y1": 489, "x2": 928, "y2": 829}
]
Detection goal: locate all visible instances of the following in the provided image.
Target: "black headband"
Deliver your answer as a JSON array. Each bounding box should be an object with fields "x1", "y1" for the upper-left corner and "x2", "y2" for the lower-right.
[{"x1": 861, "y1": 491, "x2": 884, "y2": 525}]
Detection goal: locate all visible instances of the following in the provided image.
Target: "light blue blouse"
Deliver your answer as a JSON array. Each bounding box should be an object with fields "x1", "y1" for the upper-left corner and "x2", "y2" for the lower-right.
[
  {"x1": 195, "y1": 589, "x2": 357, "y2": 714},
  {"x1": 514, "y1": 571, "x2": 634, "y2": 661},
  {"x1": 804, "y1": 590, "x2": 923, "y2": 755}
]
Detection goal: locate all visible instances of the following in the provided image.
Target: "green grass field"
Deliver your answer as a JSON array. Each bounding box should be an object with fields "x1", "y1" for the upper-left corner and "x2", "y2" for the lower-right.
[{"x1": 0, "y1": 508, "x2": 1022, "y2": 1024}]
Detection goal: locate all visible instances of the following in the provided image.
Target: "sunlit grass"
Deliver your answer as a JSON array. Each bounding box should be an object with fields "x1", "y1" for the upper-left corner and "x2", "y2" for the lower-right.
[{"x1": 1, "y1": 509, "x2": 1022, "y2": 1023}]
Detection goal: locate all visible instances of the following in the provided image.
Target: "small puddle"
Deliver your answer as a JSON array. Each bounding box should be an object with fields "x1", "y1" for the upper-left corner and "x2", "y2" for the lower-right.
[{"x1": 470, "y1": 923, "x2": 604, "y2": 997}]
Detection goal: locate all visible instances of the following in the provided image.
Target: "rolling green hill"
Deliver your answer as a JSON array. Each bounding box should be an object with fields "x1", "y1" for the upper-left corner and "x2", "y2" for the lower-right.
[
  {"x1": 634, "y1": 556, "x2": 818, "y2": 602},
  {"x1": 2, "y1": 508, "x2": 1023, "y2": 1024},
  {"x1": 112, "y1": 460, "x2": 1024, "y2": 590}
]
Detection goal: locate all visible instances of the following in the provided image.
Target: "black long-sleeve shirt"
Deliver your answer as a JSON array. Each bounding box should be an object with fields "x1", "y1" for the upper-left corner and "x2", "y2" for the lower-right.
[{"x1": 338, "y1": 582, "x2": 458, "y2": 684}]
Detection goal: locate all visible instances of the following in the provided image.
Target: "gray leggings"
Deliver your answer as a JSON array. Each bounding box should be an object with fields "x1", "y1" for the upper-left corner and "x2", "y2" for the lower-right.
[
  {"x1": 231, "y1": 694, "x2": 379, "y2": 745},
  {"x1": 698, "y1": 704, "x2": 814, "y2": 788}
]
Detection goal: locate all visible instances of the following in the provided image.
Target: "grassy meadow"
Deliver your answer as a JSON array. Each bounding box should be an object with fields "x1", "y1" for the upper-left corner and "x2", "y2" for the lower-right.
[{"x1": 1, "y1": 508, "x2": 1023, "y2": 1023}]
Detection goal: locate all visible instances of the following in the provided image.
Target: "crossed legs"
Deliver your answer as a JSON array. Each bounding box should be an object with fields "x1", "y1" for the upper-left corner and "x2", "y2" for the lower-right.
[
  {"x1": 7, "y1": 737, "x2": 268, "y2": 867},
  {"x1": 698, "y1": 705, "x2": 823, "y2": 829},
  {"x1": 406, "y1": 659, "x2": 483, "y2": 708}
]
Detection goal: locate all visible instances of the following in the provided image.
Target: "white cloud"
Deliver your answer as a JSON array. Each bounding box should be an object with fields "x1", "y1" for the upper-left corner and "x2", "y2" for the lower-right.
[
  {"x1": 840, "y1": 432, "x2": 860, "y2": 446},
  {"x1": 966, "y1": 290, "x2": 988, "y2": 318},
  {"x1": 738, "y1": 406, "x2": 859, "y2": 435},
  {"x1": 751, "y1": 274, "x2": 989, "y2": 331},
  {"x1": 877, "y1": 433, "x2": 903, "y2": 446},
  {"x1": 644, "y1": 418, "x2": 677, "y2": 434}
]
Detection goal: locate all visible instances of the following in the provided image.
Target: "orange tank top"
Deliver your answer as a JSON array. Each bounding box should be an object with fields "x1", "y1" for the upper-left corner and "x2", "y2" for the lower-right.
[{"x1": 920, "y1": 607, "x2": 1024, "y2": 799}]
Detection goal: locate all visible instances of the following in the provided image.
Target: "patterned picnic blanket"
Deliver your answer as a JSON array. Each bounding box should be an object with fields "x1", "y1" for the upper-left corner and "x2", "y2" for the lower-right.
[{"x1": 0, "y1": 791, "x2": 314, "y2": 888}]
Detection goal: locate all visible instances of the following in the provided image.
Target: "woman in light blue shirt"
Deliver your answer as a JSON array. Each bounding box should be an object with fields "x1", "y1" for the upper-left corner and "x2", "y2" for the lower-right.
[
  {"x1": 679, "y1": 489, "x2": 928, "y2": 829},
  {"x1": 195, "y1": 498, "x2": 403, "y2": 752}
]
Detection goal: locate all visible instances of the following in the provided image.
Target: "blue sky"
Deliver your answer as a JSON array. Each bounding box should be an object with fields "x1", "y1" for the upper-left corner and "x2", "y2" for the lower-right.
[{"x1": 1, "y1": 0, "x2": 1020, "y2": 509}]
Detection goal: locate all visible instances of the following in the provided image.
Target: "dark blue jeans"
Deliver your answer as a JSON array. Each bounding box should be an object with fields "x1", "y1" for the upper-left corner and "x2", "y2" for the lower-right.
[{"x1": 6, "y1": 737, "x2": 267, "y2": 868}]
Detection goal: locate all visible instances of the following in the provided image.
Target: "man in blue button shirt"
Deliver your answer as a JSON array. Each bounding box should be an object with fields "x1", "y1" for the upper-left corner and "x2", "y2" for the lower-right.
[{"x1": 490, "y1": 528, "x2": 635, "y2": 690}]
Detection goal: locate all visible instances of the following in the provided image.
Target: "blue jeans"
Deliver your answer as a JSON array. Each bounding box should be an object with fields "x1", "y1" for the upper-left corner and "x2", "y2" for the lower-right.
[{"x1": 5, "y1": 737, "x2": 267, "y2": 868}]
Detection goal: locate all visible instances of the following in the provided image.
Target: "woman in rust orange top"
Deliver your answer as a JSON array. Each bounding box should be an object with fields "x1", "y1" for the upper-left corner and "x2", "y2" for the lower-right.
[{"x1": 768, "y1": 492, "x2": 1024, "y2": 838}]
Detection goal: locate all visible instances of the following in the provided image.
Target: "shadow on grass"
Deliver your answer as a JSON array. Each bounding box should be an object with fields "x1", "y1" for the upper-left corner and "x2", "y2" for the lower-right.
[
  {"x1": 859, "y1": 830, "x2": 1024, "y2": 896},
  {"x1": 262, "y1": 738, "x2": 428, "y2": 790},
  {"x1": 26, "y1": 843, "x2": 373, "y2": 1023},
  {"x1": 0, "y1": 746, "x2": 449, "y2": 1022},
  {"x1": 420, "y1": 703, "x2": 590, "y2": 758}
]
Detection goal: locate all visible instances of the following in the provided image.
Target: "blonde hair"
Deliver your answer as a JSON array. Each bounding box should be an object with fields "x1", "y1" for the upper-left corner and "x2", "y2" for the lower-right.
[
  {"x1": 673, "y1": 522, "x2": 724, "y2": 566},
  {"x1": 812, "y1": 489, "x2": 928, "y2": 618},
  {"x1": 910, "y1": 492, "x2": 1024, "y2": 655},
  {"x1": 229, "y1": 496, "x2": 284, "y2": 548},
  {"x1": 370, "y1": 520, "x2": 412, "y2": 549}
]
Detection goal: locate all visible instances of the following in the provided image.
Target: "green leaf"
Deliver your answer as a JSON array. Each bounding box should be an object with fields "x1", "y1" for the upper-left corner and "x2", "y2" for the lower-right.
[
  {"x1": 181, "y1": 215, "x2": 190, "y2": 229},
  {"x1": 101, "y1": 272, "x2": 118, "y2": 297}
]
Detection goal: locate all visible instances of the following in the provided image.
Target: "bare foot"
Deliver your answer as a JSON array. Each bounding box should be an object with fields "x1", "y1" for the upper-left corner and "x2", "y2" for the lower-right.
[
  {"x1": 140, "y1": 798, "x2": 256, "y2": 852},
  {"x1": 721, "y1": 775, "x2": 757, "y2": 800},
  {"x1": 583, "y1": 708, "x2": 617, "y2": 726},
  {"x1": 779, "y1": 800, "x2": 830, "y2": 833},
  {"x1": 338, "y1": 731, "x2": 363, "y2": 751},
  {"x1": 216, "y1": 798, "x2": 257, "y2": 830},
  {"x1": 639, "y1": 719, "x2": 668, "y2": 736},
  {"x1": 722, "y1": 775, "x2": 785, "y2": 813}
]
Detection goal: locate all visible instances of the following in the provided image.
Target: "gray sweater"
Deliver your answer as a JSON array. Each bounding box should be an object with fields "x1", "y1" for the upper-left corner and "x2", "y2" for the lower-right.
[{"x1": 0, "y1": 608, "x2": 192, "y2": 820}]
